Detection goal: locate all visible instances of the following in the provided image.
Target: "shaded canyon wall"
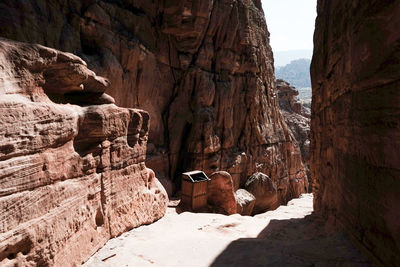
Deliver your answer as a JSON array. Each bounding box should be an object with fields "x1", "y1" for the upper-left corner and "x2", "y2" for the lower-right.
[
  {"x1": 311, "y1": 1, "x2": 400, "y2": 265},
  {"x1": 0, "y1": 0, "x2": 308, "y2": 202}
]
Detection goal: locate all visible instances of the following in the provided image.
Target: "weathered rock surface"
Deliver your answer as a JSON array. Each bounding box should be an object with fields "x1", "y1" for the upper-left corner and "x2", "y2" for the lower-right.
[
  {"x1": 277, "y1": 79, "x2": 311, "y2": 187},
  {"x1": 235, "y1": 189, "x2": 256, "y2": 216},
  {"x1": 0, "y1": 0, "x2": 307, "y2": 206},
  {"x1": 207, "y1": 171, "x2": 237, "y2": 215},
  {"x1": 0, "y1": 38, "x2": 167, "y2": 267},
  {"x1": 277, "y1": 79, "x2": 310, "y2": 118},
  {"x1": 311, "y1": 1, "x2": 400, "y2": 265},
  {"x1": 245, "y1": 172, "x2": 278, "y2": 214}
]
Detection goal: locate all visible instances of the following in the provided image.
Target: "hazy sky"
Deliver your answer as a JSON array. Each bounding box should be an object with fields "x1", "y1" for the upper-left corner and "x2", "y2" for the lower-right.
[{"x1": 261, "y1": 0, "x2": 317, "y2": 52}]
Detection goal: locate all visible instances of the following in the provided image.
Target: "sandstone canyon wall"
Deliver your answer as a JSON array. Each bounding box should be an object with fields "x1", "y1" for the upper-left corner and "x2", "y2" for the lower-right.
[
  {"x1": 0, "y1": 0, "x2": 307, "y2": 203},
  {"x1": 311, "y1": 1, "x2": 400, "y2": 265},
  {"x1": 0, "y1": 38, "x2": 167, "y2": 266}
]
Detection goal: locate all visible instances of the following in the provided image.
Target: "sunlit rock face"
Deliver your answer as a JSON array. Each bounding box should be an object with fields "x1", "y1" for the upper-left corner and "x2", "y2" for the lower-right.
[
  {"x1": 311, "y1": 1, "x2": 400, "y2": 265},
  {"x1": 0, "y1": 38, "x2": 167, "y2": 267},
  {"x1": 277, "y1": 79, "x2": 311, "y2": 187},
  {"x1": 0, "y1": 0, "x2": 307, "y2": 203}
]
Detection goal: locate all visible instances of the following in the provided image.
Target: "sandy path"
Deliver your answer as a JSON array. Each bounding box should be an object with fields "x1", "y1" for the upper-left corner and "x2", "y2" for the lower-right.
[{"x1": 84, "y1": 194, "x2": 369, "y2": 266}]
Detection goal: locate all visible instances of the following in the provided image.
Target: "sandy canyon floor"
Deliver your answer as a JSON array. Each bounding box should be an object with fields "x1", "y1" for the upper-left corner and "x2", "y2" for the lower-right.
[{"x1": 84, "y1": 194, "x2": 369, "y2": 266}]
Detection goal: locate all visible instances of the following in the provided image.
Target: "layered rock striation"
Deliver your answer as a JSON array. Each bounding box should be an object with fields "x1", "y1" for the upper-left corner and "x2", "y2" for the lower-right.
[
  {"x1": 0, "y1": 0, "x2": 308, "y2": 204},
  {"x1": 311, "y1": 1, "x2": 400, "y2": 265},
  {"x1": 0, "y1": 38, "x2": 167, "y2": 267}
]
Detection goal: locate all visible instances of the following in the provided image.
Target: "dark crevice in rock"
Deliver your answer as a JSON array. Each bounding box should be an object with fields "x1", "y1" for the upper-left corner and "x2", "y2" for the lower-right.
[
  {"x1": 173, "y1": 122, "x2": 192, "y2": 189},
  {"x1": 95, "y1": 207, "x2": 105, "y2": 227},
  {"x1": 127, "y1": 111, "x2": 141, "y2": 148},
  {"x1": 0, "y1": 236, "x2": 33, "y2": 262}
]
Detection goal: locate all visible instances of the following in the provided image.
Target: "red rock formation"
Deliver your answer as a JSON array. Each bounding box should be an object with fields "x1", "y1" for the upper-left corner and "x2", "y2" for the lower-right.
[
  {"x1": 0, "y1": 0, "x2": 307, "y2": 205},
  {"x1": 311, "y1": 1, "x2": 400, "y2": 265},
  {"x1": 277, "y1": 79, "x2": 310, "y2": 118},
  {"x1": 208, "y1": 171, "x2": 237, "y2": 215},
  {"x1": 0, "y1": 38, "x2": 167, "y2": 266},
  {"x1": 277, "y1": 79, "x2": 311, "y2": 187}
]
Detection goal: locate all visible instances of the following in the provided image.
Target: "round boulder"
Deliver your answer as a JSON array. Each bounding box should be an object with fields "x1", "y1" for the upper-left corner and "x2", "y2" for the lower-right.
[{"x1": 245, "y1": 172, "x2": 279, "y2": 214}]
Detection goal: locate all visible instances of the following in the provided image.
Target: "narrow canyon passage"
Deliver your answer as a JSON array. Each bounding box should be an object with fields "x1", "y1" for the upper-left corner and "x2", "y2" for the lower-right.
[
  {"x1": 0, "y1": 0, "x2": 398, "y2": 265},
  {"x1": 84, "y1": 195, "x2": 368, "y2": 266}
]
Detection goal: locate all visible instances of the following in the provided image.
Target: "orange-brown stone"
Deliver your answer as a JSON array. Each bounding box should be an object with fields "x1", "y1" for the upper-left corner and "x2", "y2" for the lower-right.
[{"x1": 0, "y1": 38, "x2": 167, "y2": 267}]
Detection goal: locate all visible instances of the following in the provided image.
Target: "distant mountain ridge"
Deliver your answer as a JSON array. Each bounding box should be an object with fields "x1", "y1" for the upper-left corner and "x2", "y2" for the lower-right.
[
  {"x1": 275, "y1": 58, "x2": 311, "y2": 88},
  {"x1": 273, "y1": 49, "x2": 312, "y2": 67}
]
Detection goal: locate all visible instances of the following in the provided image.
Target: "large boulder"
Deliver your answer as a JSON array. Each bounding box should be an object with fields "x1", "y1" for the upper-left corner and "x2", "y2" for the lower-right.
[
  {"x1": 207, "y1": 171, "x2": 237, "y2": 215},
  {"x1": 235, "y1": 189, "x2": 256, "y2": 216},
  {"x1": 245, "y1": 172, "x2": 279, "y2": 215}
]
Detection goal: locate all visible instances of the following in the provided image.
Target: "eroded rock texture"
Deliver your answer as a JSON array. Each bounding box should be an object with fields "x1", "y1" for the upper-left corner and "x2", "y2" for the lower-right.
[
  {"x1": 245, "y1": 172, "x2": 278, "y2": 214},
  {"x1": 0, "y1": 38, "x2": 167, "y2": 267},
  {"x1": 277, "y1": 79, "x2": 311, "y2": 187},
  {"x1": 311, "y1": 1, "x2": 400, "y2": 265},
  {"x1": 235, "y1": 189, "x2": 256, "y2": 216},
  {"x1": 0, "y1": 0, "x2": 307, "y2": 203}
]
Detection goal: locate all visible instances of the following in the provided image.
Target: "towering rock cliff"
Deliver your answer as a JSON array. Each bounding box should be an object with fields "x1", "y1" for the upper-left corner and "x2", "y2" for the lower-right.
[
  {"x1": 311, "y1": 1, "x2": 400, "y2": 265},
  {"x1": 0, "y1": 38, "x2": 167, "y2": 266},
  {"x1": 0, "y1": 0, "x2": 307, "y2": 202}
]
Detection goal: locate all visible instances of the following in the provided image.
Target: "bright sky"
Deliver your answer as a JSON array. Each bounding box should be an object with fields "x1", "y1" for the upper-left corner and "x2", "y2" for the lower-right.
[{"x1": 261, "y1": 0, "x2": 317, "y2": 52}]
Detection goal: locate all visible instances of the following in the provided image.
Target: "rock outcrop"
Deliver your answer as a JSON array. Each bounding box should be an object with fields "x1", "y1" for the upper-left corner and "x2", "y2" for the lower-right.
[
  {"x1": 0, "y1": 0, "x2": 307, "y2": 205},
  {"x1": 277, "y1": 79, "x2": 310, "y2": 118},
  {"x1": 311, "y1": 1, "x2": 400, "y2": 265},
  {"x1": 277, "y1": 79, "x2": 311, "y2": 187},
  {"x1": 0, "y1": 38, "x2": 167, "y2": 267}
]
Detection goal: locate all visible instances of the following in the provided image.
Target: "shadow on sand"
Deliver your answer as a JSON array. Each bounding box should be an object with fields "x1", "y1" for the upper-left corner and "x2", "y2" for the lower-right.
[{"x1": 210, "y1": 214, "x2": 370, "y2": 266}]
